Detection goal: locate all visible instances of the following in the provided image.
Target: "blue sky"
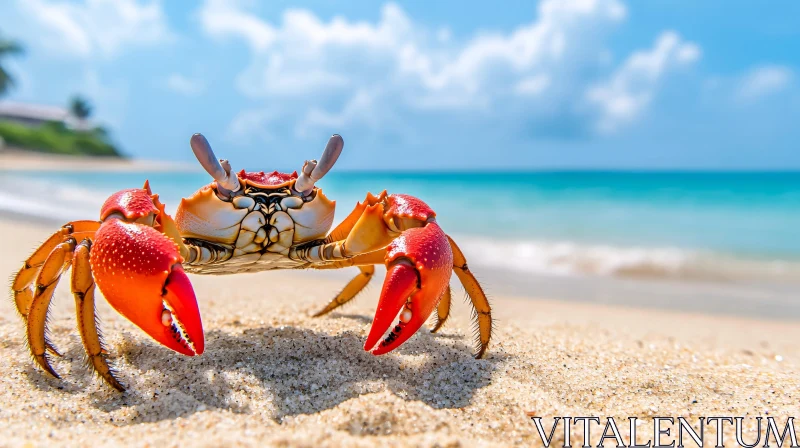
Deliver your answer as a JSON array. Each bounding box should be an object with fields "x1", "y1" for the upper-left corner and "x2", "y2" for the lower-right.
[{"x1": 1, "y1": 0, "x2": 798, "y2": 170}]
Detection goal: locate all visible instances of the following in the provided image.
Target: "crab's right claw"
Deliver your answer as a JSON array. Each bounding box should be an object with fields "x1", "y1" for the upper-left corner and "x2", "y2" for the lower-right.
[
  {"x1": 90, "y1": 220, "x2": 205, "y2": 356},
  {"x1": 364, "y1": 222, "x2": 453, "y2": 355}
]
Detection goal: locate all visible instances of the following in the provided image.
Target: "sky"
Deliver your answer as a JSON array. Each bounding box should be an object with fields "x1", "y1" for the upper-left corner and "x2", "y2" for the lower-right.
[{"x1": 0, "y1": 0, "x2": 799, "y2": 171}]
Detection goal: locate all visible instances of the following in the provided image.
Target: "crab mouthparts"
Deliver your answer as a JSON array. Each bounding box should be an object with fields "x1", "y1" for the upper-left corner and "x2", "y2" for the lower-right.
[{"x1": 161, "y1": 302, "x2": 199, "y2": 355}]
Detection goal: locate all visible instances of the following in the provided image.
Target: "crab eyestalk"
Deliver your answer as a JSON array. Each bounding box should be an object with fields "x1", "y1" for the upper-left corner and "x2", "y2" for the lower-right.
[
  {"x1": 190, "y1": 133, "x2": 241, "y2": 197},
  {"x1": 294, "y1": 134, "x2": 344, "y2": 195}
]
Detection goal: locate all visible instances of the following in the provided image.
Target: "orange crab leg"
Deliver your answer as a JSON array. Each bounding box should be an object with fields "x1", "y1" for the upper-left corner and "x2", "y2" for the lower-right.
[
  {"x1": 26, "y1": 238, "x2": 76, "y2": 378},
  {"x1": 71, "y1": 239, "x2": 124, "y2": 391},
  {"x1": 312, "y1": 265, "x2": 375, "y2": 317},
  {"x1": 448, "y1": 236, "x2": 492, "y2": 358},
  {"x1": 12, "y1": 221, "x2": 98, "y2": 318},
  {"x1": 310, "y1": 248, "x2": 387, "y2": 316},
  {"x1": 430, "y1": 286, "x2": 452, "y2": 334}
]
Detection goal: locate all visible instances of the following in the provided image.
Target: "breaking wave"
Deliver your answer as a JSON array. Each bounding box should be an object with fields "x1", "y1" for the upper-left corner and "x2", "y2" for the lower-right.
[
  {"x1": 0, "y1": 176, "x2": 106, "y2": 222},
  {"x1": 455, "y1": 236, "x2": 800, "y2": 284}
]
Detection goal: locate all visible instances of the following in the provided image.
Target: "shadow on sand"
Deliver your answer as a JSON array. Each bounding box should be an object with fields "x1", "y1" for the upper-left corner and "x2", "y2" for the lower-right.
[{"x1": 24, "y1": 313, "x2": 505, "y2": 424}]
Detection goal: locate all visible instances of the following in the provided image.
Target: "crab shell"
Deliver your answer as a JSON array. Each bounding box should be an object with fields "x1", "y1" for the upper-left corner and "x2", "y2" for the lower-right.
[{"x1": 174, "y1": 170, "x2": 336, "y2": 261}]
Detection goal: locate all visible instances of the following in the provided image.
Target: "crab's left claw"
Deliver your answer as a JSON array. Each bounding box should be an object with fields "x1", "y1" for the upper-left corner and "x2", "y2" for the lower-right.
[
  {"x1": 90, "y1": 220, "x2": 204, "y2": 356},
  {"x1": 364, "y1": 222, "x2": 453, "y2": 355}
]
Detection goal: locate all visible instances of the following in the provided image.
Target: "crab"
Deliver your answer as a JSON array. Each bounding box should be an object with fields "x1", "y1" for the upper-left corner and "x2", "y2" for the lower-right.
[{"x1": 11, "y1": 133, "x2": 492, "y2": 391}]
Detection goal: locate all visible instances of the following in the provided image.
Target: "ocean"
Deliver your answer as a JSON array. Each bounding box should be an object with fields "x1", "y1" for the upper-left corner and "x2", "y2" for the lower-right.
[{"x1": 1, "y1": 169, "x2": 798, "y2": 317}]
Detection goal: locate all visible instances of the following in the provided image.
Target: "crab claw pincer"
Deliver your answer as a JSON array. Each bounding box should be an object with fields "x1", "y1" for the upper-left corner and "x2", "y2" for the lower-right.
[
  {"x1": 364, "y1": 222, "x2": 453, "y2": 355},
  {"x1": 90, "y1": 220, "x2": 204, "y2": 356}
]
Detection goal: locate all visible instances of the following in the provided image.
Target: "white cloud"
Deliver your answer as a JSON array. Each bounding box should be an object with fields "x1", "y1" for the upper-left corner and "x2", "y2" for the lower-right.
[
  {"x1": 196, "y1": 1, "x2": 704, "y2": 139},
  {"x1": 296, "y1": 89, "x2": 382, "y2": 138},
  {"x1": 586, "y1": 31, "x2": 701, "y2": 133},
  {"x1": 397, "y1": 0, "x2": 625, "y2": 98},
  {"x1": 199, "y1": 0, "x2": 626, "y2": 102},
  {"x1": 165, "y1": 74, "x2": 206, "y2": 96},
  {"x1": 197, "y1": 0, "x2": 276, "y2": 51},
  {"x1": 17, "y1": 0, "x2": 172, "y2": 58},
  {"x1": 736, "y1": 65, "x2": 793, "y2": 101}
]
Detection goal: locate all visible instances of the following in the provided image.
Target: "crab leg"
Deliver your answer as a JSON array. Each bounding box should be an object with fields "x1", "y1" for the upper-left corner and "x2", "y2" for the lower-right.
[
  {"x1": 430, "y1": 286, "x2": 452, "y2": 334},
  {"x1": 312, "y1": 265, "x2": 375, "y2": 317},
  {"x1": 447, "y1": 236, "x2": 492, "y2": 358},
  {"x1": 26, "y1": 238, "x2": 77, "y2": 378},
  {"x1": 71, "y1": 239, "x2": 124, "y2": 391},
  {"x1": 12, "y1": 221, "x2": 98, "y2": 318},
  {"x1": 309, "y1": 249, "x2": 385, "y2": 316}
]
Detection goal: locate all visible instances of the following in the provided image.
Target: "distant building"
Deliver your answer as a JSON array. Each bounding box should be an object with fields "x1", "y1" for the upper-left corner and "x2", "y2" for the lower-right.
[{"x1": 0, "y1": 101, "x2": 81, "y2": 128}]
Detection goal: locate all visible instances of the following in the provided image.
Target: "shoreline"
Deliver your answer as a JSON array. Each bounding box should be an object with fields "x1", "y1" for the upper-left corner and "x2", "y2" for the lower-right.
[
  {"x1": 2, "y1": 207, "x2": 798, "y2": 322},
  {"x1": 0, "y1": 147, "x2": 196, "y2": 172}
]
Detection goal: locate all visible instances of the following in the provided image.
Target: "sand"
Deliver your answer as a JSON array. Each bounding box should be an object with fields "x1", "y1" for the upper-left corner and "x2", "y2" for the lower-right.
[
  {"x1": 0, "y1": 147, "x2": 194, "y2": 172},
  {"x1": 1, "y1": 217, "x2": 799, "y2": 447}
]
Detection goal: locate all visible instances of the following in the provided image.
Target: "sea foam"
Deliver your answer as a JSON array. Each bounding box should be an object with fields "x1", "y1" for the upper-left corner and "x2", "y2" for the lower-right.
[{"x1": 454, "y1": 235, "x2": 800, "y2": 284}]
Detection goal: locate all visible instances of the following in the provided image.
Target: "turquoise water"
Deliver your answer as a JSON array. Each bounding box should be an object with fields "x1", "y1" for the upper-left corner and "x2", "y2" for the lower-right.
[{"x1": 2, "y1": 169, "x2": 799, "y2": 283}]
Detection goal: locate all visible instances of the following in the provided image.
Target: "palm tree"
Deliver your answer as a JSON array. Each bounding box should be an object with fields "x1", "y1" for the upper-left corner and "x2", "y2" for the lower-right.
[
  {"x1": 69, "y1": 96, "x2": 93, "y2": 120},
  {"x1": 69, "y1": 95, "x2": 93, "y2": 130},
  {"x1": 0, "y1": 35, "x2": 24, "y2": 98}
]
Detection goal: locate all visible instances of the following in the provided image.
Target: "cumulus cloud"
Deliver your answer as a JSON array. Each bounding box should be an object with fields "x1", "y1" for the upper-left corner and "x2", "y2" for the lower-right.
[
  {"x1": 736, "y1": 65, "x2": 793, "y2": 101},
  {"x1": 197, "y1": 0, "x2": 276, "y2": 51},
  {"x1": 196, "y1": 0, "x2": 703, "y2": 140},
  {"x1": 165, "y1": 74, "x2": 206, "y2": 96},
  {"x1": 16, "y1": 0, "x2": 172, "y2": 58},
  {"x1": 296, "y1": 89, "x2": 383, "y2": 138},
  {"x1": 586, "y1": 31, "x2": 700, "y2": 133},
  {"x1": 200, "y1": 0, "x2": 625, "y2": 100}
]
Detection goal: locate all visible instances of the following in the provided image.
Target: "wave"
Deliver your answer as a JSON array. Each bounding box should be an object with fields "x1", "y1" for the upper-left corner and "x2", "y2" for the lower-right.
[
  {"x1": 2, "y1": 174, "x2": 798, "y2": 285},
  {"x1": 0, "y1": 177, "x2": 106, "y2": 222},
  {"x1": 0, "y1": 174, "x2": 184, "y2": 223},
  {"x1": 454, "y1": 236, "x2": 800, "y2": 284}
]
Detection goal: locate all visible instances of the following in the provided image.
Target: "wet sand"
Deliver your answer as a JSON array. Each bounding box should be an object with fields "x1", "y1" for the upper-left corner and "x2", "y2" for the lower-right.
[{"x1": 1, "y1": 218, "x2": 798, "y2": 447}]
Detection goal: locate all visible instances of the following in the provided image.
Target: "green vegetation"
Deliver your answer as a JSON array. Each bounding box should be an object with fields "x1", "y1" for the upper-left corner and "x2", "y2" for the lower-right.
[
  {"x1": 0, "y1": 120, "x2": 122, "y2": 157},
  {"x1": 0, "y1": 33, "x2": 123, "y2": 157}
]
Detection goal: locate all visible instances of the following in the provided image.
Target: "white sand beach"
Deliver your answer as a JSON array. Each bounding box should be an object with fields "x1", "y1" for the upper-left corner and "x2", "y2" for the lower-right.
[
  {"x1": 1, "y1": 216, "x2": 799, "y2": 447},
  {"x1": 0, "y1": 147, "x2": 194, "y2": 172}
]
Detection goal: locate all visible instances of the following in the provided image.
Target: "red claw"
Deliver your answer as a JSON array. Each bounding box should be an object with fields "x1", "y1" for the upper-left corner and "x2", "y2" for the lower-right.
[
  {"x1": 365, "y1": 222, "x2": 453, "y2": 355},
  {"x1": 90, "y1": 220, "x2": 204, "y2": 356}
]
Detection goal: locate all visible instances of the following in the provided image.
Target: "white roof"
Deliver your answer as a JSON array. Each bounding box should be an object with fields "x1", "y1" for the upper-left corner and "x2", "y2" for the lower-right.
[{"x1": 0, "y1": 101, "x2": 72, "y2": 122}]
